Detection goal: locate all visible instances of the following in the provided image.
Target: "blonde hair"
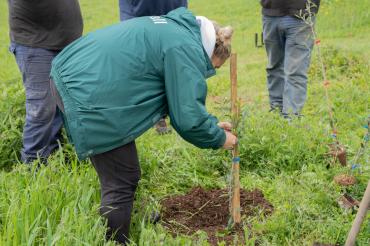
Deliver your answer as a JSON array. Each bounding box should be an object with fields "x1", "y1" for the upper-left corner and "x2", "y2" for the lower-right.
[{"x1": 212, "y1": 23, "x2": 234, "y2": 60}]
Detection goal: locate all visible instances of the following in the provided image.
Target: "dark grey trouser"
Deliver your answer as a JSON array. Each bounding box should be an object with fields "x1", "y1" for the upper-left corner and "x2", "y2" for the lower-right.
[
  {"x1": 263, "y1": 15, "x2": 315, "y2": 115},
  {"x1": 90, "y1": 142, "x2": 141, "y2": 245}
]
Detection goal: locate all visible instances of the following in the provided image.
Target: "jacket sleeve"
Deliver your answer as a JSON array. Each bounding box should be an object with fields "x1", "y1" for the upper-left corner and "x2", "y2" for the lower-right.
[{"x1": 164, "y1": 45, "x2": 226, "y2": 149}]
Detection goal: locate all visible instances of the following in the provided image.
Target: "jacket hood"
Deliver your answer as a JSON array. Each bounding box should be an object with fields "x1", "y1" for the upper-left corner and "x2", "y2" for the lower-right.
[
  {"x1": 165, "y1": 7, "x2": 215, "y2": 77},
  {"x1": 196, "y1": 16, "x2": 216, "y2": 59}
]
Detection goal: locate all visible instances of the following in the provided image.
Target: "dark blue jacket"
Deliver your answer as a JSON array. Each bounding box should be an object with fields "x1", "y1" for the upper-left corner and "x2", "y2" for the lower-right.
[{"x1": 119, "y1": 0, "x2": 188, "y2": 21}]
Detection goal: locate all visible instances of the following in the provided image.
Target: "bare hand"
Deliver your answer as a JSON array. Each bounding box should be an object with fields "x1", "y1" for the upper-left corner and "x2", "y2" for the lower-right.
[
  {"x1": 218, "y1": 122, "x2": 233, "y2": 132},
  {"x1": 222, "y1": 131, "x2": 238, "y2": 150}
]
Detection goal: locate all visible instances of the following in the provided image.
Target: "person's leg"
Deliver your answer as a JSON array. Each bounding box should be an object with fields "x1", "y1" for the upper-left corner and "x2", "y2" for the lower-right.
[
  {"x1": 118, "y1": 0, "x2": 134, "y2": 21},
  {"x1": 10, "y1": 43, "x2": 63, "y2": 163},
  {"x1": 90, "y1": 141, "x2": 141, "y2": 245},
  {"x1": 263, "y1": 15, "x2": 285, "y2": 111},
  {"x1": 282, "y1": 16, "x2": 314, "y2": 116}
]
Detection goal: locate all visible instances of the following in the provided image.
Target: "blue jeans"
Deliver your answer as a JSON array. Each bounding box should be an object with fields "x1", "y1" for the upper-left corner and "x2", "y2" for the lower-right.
[
  {"x1": 263, "y1": 15, "x2": 314, "y2": 115},
  {"x1": 9, "y1": 43, "x2": 63, "y2": 163}
]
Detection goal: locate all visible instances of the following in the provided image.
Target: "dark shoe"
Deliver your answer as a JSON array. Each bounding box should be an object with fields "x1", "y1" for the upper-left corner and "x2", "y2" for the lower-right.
[
  {"x1": 155, "y1": 119, "x2": 172, "y2": 135},
  {"x1": 149, "y1": 211, "x2": 161, "y2": 224},
  {"x1": 282, "y1": 113, "x2": 303, "y2": 122},
  {"x1": 282, "y1": 113, "x2": 292, "y2": 123},
  {"x1": 144, "y1": 211, "x2": 161, "y2": 224}
]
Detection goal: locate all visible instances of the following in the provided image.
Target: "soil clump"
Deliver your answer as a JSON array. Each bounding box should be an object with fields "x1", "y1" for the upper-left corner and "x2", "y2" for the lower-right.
[{"x1": 334, "y1": 174, "x2": 356, "y2": 186}]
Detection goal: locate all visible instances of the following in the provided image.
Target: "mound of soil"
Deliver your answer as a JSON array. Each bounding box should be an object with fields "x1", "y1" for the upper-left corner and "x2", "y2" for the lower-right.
[
  {"x1": 161, "y1": 187, "x2": 274, "y2": 245},
  {"x1": 334, "y1": 174, "x2": 356, "y2": 186}
]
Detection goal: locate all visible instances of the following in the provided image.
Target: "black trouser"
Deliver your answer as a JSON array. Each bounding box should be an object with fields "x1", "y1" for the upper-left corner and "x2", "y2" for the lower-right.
[{"x1": 90, "y1": 142, "x2": 141, "y2": 245}]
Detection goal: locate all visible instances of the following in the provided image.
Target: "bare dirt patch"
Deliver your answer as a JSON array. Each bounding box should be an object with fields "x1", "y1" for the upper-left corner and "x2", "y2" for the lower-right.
[
  {"x1": 161, "y1": 186, "x2": 273, "y2": 245},
  {"x1": 334, "y1": 174, "x2": 356, "y2": 186}
]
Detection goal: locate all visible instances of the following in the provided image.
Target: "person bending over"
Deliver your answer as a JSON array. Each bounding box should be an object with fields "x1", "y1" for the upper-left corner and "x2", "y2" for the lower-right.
[{"x1": 50, "y1": 8, "x2": 236, "y2": 244}]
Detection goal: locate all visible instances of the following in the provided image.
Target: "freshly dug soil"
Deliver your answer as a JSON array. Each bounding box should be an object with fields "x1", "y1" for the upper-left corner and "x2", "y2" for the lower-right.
[
  {"x1": 161, "y1": 187, "x2": 274, "y2": 245},
  {"x1": 334, "y1": 174, "x2": 356, "y2": 186}
]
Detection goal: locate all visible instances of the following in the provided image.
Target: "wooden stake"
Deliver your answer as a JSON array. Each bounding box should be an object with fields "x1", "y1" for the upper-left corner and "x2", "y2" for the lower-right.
[
  {"x1": 345, "y1": 181, "x2": 370, "y2": 246},
  {"x1": 230, "y1": 53, "x2": 241, "y2": 224}
]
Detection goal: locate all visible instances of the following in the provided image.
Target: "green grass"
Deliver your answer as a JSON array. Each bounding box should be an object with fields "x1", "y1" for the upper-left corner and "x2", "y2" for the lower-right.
[{"x1": 0, "y1": 0, "x2": 369, "y2": 245}]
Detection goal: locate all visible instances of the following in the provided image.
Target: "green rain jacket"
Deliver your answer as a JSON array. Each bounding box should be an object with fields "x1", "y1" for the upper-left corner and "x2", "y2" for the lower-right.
[{"x1": 50, "y1": 7, "x2": 226, "y2": 160}]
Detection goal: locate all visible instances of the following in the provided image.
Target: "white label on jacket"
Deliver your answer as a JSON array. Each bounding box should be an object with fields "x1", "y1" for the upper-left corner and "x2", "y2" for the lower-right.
[{"x1": 150, "y1": 16, "x2": 168, "y2": 24}]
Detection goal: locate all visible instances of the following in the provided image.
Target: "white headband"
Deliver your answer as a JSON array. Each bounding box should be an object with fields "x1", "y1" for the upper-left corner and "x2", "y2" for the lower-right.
[{"x1": 196, "y1": 16, "x2": 216, "y2": 59}]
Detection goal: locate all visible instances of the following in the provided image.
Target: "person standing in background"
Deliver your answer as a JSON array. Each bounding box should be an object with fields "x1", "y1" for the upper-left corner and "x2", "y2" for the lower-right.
[
  {"x1": 119, "y1": 0, "x2": 188, "y2": 134},
  {"x1": 7, "y1": 0, "x2": 83, "y2": 163},
  {"x1": 261, "y1": 0, "x2": 320, "y2": 118},
  {"x1": 119, "y1": 0, "x2": 188, "y2": 21}
]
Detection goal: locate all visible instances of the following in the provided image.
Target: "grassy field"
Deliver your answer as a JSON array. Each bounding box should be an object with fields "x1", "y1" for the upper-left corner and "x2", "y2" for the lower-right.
[{"x1": 0, "y1": 0, "x2": 369, "y2": 245}]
